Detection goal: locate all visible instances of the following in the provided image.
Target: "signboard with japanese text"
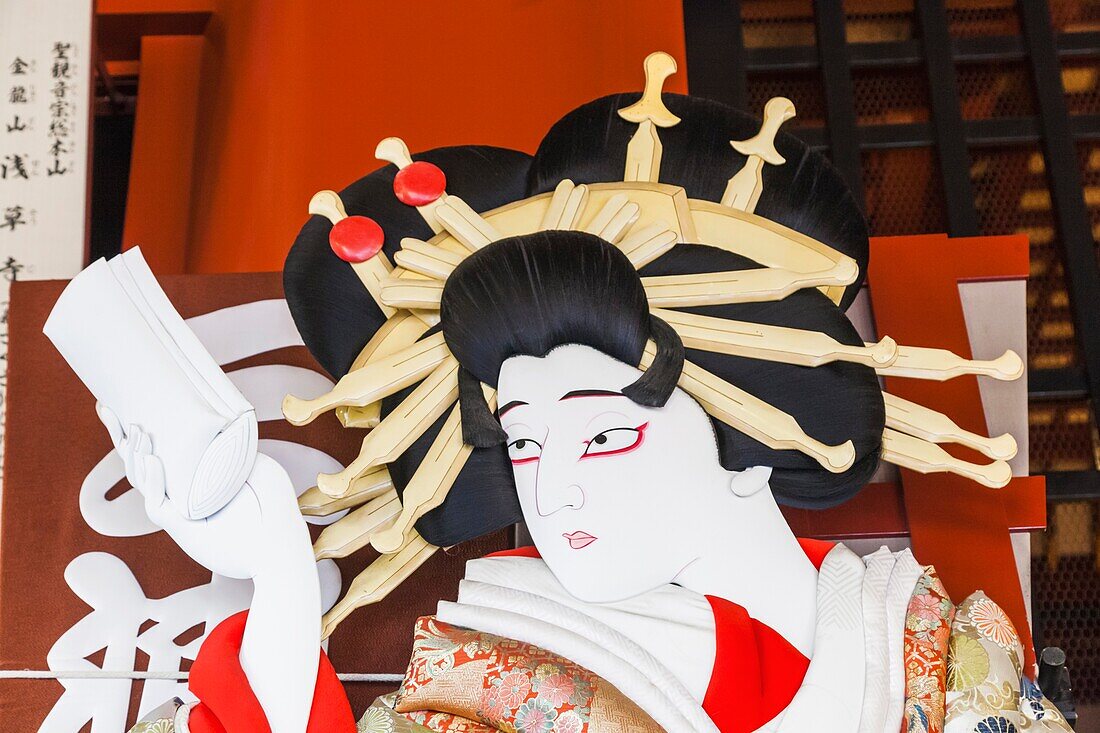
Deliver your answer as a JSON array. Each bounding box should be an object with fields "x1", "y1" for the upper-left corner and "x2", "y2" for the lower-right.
[{"x1": 0, "y1": 0, "x2": 93, "y2": 477}]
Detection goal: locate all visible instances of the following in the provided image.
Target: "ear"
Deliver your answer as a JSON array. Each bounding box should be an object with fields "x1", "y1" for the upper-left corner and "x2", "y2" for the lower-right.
[{"x1": 729, "y1": 465, "x2": 773, "y2": 497}]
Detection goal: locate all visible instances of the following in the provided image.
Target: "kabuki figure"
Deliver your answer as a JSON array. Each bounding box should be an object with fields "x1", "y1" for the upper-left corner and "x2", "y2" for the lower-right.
[{"x1": 48, "y1": 53, "x2": 1070, "y2": 733}]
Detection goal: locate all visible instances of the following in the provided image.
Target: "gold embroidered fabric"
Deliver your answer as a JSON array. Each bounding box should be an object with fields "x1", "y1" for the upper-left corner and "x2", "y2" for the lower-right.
[
  {"x1": 945, "y1": 592, "x2": 1071, "y2": 732},
  {"x1": 392, "y1": 616, "x2": 663, "y2": 732}
]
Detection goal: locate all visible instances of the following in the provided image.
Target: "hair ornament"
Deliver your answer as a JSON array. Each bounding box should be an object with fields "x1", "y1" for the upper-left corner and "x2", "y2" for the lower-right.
[
  {"x1": 617, "y1": 51, "x2": 681, "y2": 183},
  {"x1": 308, "y1": 190, "x2": 393, "y2": 317},
  {"x1": 723, "y1": 96, "x2": 795, "y2": 211}
]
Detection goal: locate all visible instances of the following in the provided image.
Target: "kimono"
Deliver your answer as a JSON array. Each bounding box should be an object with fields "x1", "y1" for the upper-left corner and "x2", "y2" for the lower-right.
[{"x1": 129, "y1": 542, "x2": 1070, "y2": 733}]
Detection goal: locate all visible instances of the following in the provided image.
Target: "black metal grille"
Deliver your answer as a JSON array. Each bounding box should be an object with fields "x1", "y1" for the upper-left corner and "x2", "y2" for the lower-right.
[
  {"x1": 1081, "y1": 141, "x2": 1100, "y2": 266},
  {"x1": 845, "y1": 1, "x2": 918, "y2": 43},
  {"x1": 851, "y1": 65, "x2": 932, "y2": 126},
  {"x1": 746, "y1": 69, "x2": 827, "y2": 128},
  {"x1": 945, "y1": 0, "x2": 1023, "y2": 37},
  {"x1": 1032, "y1": 399, "x2": 1099, "y2": 473},
  {"x1": 862, "y1": 148, "x2": 949, "y2": 235},
  {"x1": 1064, "y1": 59, "x2": 1100, "y2": 118},
  {"x1": 1032, "y1": 551, "x2": 1100, "y2": 704},
  {"x1": 741, "y1": 0, "x2": 817, "y2": 48},
  {"x1": 956, "y1": 60, "x2": 1039, "y2": 119}
]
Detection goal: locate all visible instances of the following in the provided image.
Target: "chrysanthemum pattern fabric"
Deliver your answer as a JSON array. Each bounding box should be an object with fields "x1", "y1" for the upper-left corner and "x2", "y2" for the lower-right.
[{"x1": 944, "y1": 592, "x2": 1071, "y2": 732}]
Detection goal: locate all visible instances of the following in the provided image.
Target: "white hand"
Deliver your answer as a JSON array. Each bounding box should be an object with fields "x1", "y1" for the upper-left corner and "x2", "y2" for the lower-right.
[
  {"x1": 96, "y1": 403, "x2": 170, "y2": 524},
  {"x1": 95, "y1": 402, "x2": 263, "y2": 578}
]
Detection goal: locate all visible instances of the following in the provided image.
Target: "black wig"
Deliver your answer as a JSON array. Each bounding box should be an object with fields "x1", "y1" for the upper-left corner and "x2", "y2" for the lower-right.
[
  {"x1": 285, "y1": 93, "x2": 883, "y2": 547},
  {"x1": 441, "y1": 231, "x2": 685, "y2": 449}
]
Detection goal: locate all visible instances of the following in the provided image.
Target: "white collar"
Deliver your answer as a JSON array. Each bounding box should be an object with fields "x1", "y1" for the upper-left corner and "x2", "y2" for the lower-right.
[{"x1": 462, "y1": 555, "x2": 717, "y2": 700}]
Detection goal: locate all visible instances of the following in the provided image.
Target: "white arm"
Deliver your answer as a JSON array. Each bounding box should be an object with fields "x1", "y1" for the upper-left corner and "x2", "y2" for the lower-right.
[
  {"x1": 98, "y1": 405, "x2": 320, "y2": 733},
  {"x1": 238, "y1": 455, "x2": 321, "y2": 733}
]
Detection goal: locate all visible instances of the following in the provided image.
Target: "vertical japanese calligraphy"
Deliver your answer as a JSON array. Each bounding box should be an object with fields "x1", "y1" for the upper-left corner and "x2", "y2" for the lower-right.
[
  {"x1": 47, "y1": 42, "x2": 75, "y2": 178},
  {"x1": 0, "y1": 0, "x2": 93, "y2": 479}
]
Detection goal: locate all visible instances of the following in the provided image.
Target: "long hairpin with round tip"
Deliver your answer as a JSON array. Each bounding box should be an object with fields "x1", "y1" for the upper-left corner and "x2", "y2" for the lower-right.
[
  {"x1": 642, "y1": 258, "x2": 859, "y2": 307},
  {"x1": 882, "y1": 393, "x2": 1018, "y2": 461},
  {"x1": 320, "y1": 531, "x2": 438, "y2": 640},
  {"x1": 282, "y1": 332, "x2": 450, "y2": 427},
  {"x1": 313, "y1": 490, "x2": 402, "y2": 561},
  {"x1": 655, "y1": 307, "x2": 899, "y2": 369},
  {"x1": 298, "y1": 466, "x2": 394, "y2": 517},
  {"x1": 881, "y1": 429, "x2": 1013, "y2": 489},
  {"x1": 369, "y1": 387, "x2": 496, "y2": 555},
  {"x1": 315, "y1": 357, "x2": 459, "y2": 498},
  {"x1": 335, "y1": 314, "x2": 431, "y2": 429},
  {"x1": 873, "y1": 344, "x2": 1024, "y2": 381},
  {"x1": 640, "y1": 343, "x2": 857, "y2": 473}
]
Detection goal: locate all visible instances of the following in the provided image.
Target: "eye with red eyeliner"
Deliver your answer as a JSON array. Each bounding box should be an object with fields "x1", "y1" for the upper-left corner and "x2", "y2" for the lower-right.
[
  {"x1": 507, "y1": 437, "x2": 542, "y2": 465},
  {"x1": 581, "y1": 422, "x2": 648, "y2": 459}
]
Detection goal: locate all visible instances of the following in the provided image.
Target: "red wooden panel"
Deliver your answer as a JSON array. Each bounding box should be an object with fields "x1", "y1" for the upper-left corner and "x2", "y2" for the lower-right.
[
  {"x1": 868, "y1": 232, "x2": 1039, "y2": 671},
  {"x1": 121, "y1": 35, "x2": 205, "y2": 274}
]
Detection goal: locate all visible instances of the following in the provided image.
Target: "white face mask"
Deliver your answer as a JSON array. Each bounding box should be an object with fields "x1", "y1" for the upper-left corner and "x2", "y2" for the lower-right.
[{"x1": 497, "y1": 344, "x2": 767, "y2": 603}]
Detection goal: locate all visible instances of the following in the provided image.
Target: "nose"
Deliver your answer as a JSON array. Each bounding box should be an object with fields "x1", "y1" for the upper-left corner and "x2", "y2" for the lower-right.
[
  {"x1": 536, "y1": 483, "x2": 585, "y2": 516},
  {"x1": 533, "y1": 443, "x2": 585, "y2": 516}
]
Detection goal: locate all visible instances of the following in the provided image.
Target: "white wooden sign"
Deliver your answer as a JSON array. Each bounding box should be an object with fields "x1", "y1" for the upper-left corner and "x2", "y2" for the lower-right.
[{"x1": 0, "y1": 0, "x2": 93, "y2": 478}]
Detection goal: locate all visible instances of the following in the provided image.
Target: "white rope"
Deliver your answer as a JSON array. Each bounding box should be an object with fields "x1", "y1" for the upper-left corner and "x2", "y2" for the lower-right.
[
  {"x1": 339, "y1": 673, "x2": 404, "y2": 683},
  {"x1": 0, "y1": 669, "x2": 404, "y2": 683}
]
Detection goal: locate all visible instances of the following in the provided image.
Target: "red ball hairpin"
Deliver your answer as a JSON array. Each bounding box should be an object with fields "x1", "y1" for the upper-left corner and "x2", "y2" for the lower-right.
[
  {"x1": 329, "y1": 216, "x2": 383, "y2": 263},
  {"x1": 308, "y1": 190, "x2": 384, "y2": 263},
  {"x1": 394, "y1": 161, "x2": 446, "y2": 207}
]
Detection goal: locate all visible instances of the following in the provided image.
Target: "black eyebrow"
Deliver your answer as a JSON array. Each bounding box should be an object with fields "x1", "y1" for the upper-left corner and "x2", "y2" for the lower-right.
[
  {"x1": 559, "y1": 389, "x2": 625, "y2": 401},
  {"x1": 497, "y1": 400, "x2": 529, "y2": 418}
]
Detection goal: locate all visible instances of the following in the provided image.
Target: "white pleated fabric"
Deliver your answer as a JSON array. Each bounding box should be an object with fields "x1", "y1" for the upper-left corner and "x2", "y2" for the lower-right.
[
  {"x1": 772, "y1": 544, "x2": 866, "y2": 733},
  {"x1": 856, "y1": 546, "x2": 896, "y2": 733},
  {"x1": 882, "y1": 549, "x2": 924, "y2": 732},
  {"x1": 462, "y1": 556, "x2": 717, "y2": 699}
]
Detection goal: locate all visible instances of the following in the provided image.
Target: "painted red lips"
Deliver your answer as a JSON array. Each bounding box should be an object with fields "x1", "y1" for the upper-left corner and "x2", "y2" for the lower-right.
[{"x1": 562, "y1": 531, "x2": 598, "y2": 549}]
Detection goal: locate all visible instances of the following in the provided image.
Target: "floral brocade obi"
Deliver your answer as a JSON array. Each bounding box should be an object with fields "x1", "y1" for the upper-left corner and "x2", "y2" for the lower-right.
[{"x1": 389, "y1": 617, "x2": 660, "y2": 732}]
